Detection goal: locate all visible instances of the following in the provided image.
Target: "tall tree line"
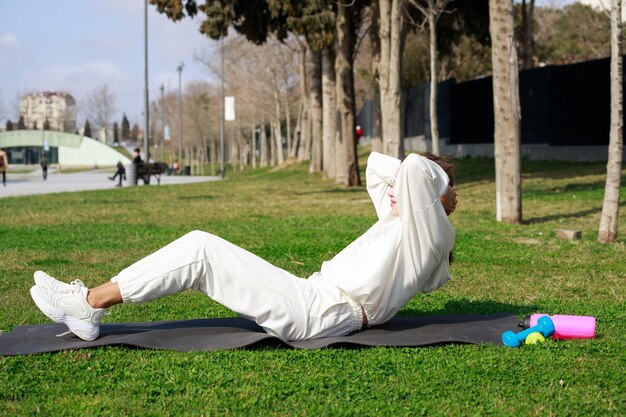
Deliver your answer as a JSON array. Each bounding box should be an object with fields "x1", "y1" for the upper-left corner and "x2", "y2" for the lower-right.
[{"x1": 148, "y1": 0, "x2": 621, "y2": 238}]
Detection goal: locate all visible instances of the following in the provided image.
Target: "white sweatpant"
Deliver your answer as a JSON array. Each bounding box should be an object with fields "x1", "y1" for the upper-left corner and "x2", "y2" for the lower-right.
[{"x1": 111, "y1": 231, "x2": 363, "y2": 341}]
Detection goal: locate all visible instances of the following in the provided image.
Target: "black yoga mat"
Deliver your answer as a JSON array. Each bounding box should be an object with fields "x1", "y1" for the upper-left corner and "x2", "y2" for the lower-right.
[{"x1": 0, "y1": 313, "x2": 519, "y2": 356}]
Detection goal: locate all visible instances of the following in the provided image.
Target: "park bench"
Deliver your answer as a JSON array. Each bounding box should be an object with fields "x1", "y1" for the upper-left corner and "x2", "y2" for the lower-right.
[{"x1": 134, "y1": 162, "x2": 168, "y2": 185}]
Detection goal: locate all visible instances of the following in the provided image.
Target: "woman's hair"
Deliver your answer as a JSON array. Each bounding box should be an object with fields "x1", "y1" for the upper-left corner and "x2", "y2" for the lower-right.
[{"x1": 421, "y1": 153, "x2": 455, "y2": 187}]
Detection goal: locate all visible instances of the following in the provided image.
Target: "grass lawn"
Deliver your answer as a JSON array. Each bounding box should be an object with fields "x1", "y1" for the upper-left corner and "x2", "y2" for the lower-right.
[{"x1": 0, "y1": 149, "x2": 624, "y2": 416}]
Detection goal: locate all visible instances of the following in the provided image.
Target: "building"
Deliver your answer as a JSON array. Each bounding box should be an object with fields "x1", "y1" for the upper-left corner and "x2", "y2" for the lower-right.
[
  {"x1": 0, "y1": 130, "x2": 131, "y2": 167},
  {"x1": 19, "y1": 92, "x2": 77, "y2": 133}
]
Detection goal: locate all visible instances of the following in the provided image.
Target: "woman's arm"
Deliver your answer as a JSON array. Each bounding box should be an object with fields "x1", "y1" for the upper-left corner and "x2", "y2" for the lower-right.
[
  {"x1": 395, "y1": 154, "x2": 454, "y2": 289},
  {"x1": 366, "y1": 152, "x2": 401, "y2": 220},
  {"x1": 395, "y1": 154, "x2": 450, "y2": 219}
]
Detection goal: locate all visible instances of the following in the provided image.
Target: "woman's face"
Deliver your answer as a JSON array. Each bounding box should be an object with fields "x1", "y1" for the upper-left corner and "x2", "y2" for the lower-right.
[
  {"x1": 388, "y1": 185, "x2": 458, "y2": 218},
  {"x1": 388, "y1": 187, "x2": 399, "y2": 217},
  {"x1": 440, "y1": 186, "x2": 458, "y2": 215}
]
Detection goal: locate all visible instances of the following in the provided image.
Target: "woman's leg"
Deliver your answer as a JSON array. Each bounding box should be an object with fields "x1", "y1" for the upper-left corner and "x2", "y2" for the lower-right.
[
  {"x1": 87, "y1": 281, "x2": 122, "y2": 308},
  {"x1": 111, "y1": 230, "x2": 362, "y2": 341},
  {"x1": 32, "y1": 230, "x2": 363, "y2": 342}
]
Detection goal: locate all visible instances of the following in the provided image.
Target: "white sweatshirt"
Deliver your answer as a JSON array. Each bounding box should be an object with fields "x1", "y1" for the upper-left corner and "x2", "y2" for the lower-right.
[{"x1": 311, "y1": 152, "x2": 456, "y2": 326}]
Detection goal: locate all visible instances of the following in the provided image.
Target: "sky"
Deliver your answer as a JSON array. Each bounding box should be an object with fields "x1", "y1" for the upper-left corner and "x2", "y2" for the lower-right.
[{"x1": 0, "y1": 0, "x2": 218, "y2": 127}]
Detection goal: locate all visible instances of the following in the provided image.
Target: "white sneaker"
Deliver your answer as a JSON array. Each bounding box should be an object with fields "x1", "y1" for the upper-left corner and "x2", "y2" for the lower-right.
[
  {"x1": 30, "y1": 281, "x2": 106, "y2": 341},
  {"x1": 34, "y1": 270, "x2": 74, "y2": 292}
]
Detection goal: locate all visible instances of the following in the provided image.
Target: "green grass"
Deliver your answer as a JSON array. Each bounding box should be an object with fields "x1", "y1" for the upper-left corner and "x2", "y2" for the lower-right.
[{"x1": 1, "y1": 149, "x2": 624, "y2": 416}]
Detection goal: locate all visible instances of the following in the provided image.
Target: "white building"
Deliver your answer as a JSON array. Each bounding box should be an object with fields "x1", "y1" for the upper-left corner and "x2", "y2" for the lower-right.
[
  {"x1": 0, "y1": 130, "x2": 131, "y2": 167},
  {"x1": 19, "y1": 91, "x2": 77, "y2": 133}
]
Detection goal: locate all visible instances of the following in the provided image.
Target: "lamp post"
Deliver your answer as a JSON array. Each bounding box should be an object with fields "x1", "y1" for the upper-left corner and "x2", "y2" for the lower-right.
[
  {"x1": 143, "y1": 0, "x2": 150, "y2": 161},
  {"x1": 220, "y1": 36, "x2": 225, "y2": 179},
  {"x1": 160, "y1": 84, "x2": 165, "y2": 162},
  {"x1": 176, "y1": 62, "x2": 184, "y2": 168}
]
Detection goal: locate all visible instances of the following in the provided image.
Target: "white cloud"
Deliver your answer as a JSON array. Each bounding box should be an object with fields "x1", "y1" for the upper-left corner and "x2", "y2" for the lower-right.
[{"x1": 0, "y1": 32, "x2": 19, "y2": 48}]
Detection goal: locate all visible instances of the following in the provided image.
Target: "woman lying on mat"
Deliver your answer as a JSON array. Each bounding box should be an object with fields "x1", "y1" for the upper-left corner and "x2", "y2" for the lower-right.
[{"x1": 30, "y1": 152, "x2": 458, "y2": 342}]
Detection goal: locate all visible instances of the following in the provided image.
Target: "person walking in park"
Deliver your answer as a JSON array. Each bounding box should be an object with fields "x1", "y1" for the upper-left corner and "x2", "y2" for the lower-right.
[
  {"x1": 40, "y1": 151, "x2": 49, "y2": 181},
  {"x1": 108, "y1": 161, "x2": 126, "y2": 187},
  {"x1": 0, "y1": 148, "x2": 7, "y2": 186},
  {"x1": 30, "y1": 152, "x2": 458, "y2": 342}
]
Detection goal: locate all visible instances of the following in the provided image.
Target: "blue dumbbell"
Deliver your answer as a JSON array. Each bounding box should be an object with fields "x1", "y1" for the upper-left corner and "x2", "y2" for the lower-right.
[{"x1": 502, "y1": 316, "x2": 555, "y2": 347}]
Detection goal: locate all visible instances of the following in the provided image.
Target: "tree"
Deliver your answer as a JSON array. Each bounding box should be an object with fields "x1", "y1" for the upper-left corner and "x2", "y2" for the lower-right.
[
  {"x1": 151, "y1": 0, "x2": 292, "y2": 171},
  {"x1": 401, "y1": 0, "x2": 491, "y2": 86},
  {"x1": 294, "y1": 41, "x2": 310, "y2": 161},
  {"x1": 86, "y1": 84, "x2": 117, "y2": 130},
  {"x1": 267, "y1": 1, "x2": 338, "y2": 171},
  {"x1": 292, "y1": 2, "x2": 335, "y2": 173},
  {"x1": 309, "y1": 49, "x2": 323, "y2": 172},
  {"x1": 322, "y1": 45, "x2": 337, "y2": 179},
  {"x1": 378, "y1": 0, "x2": 406, "y2": 159},
  {"x1": 535, "y1": 3, "x2": 610, "y2": 65},
  {"x1": 185, "y1": 81, "x2": 216, "y2": 173},
  {"x1": 43, "y1": 118, "x2": 50, "y2": 130},
  {"x1": 368, "y1": 1, "x2": 383, "y2": 154},
  {"x1": 519, "y1": 0, "x2": 535, "y2": 69},
  {"x1": 599, "y1": 0, "x2": 623, "y2": 243},
  {"x1": 17, "y1": 115, "x2": 26, "y2": 130},
  {"x1": 131, "y1": 123, "x2": 141, "y2": 142},
  {"x1": 408, "y1": 0, "x2": 452, "y2": 156},
  {"x1": 152, "y1": 0, "x2": 365, "y2": 184},
  {"x1": 5, "y1": 120, "x2": 13, "y2": 131},
  {"x1": 489, "y1": 0, "x2": 522, "y2": 224},
  {"x1": 121, "y1": 114, "x2": 131, "y2": 141},
  {"x1": 84, "y1": 119, "x2": 92, "y2": 138},
  {"x1": 335, "y1": 1, "x2": 362, "y2": 186},
  {"x1": 113, "y1": 122, "x2": 120, "y2": 145}
]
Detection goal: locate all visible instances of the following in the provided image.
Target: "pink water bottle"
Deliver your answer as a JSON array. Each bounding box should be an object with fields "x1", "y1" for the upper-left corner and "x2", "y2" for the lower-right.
[{"x1": 523, "y1": 314, "x2": 596, "y2": 340}]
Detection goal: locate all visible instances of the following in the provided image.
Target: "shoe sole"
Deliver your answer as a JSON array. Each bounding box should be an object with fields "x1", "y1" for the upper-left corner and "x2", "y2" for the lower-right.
[{"x1": 30, "y1": 286, "x2": 100, "y2": 341}]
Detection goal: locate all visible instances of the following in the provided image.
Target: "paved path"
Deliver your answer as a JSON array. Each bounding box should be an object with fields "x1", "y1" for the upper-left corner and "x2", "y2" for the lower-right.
[{"x1": 0, "y1": 167, "x2": 221, "y2": 199}]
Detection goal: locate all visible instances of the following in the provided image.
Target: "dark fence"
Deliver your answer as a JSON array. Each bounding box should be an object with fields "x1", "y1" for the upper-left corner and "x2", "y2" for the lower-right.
[{"x1": 357, "y1": 56, "x2": 619, "y2": 147}]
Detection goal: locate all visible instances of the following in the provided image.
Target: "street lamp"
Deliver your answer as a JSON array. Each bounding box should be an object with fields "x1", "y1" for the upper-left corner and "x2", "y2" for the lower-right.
[
  {"x1": 160, "y1": 83, "x2": 165, "y2": 162},
  {"x1": 176, "y1": 62, "x2": 184, "y2": 168},
  {"x1": 220, "y1": 36, "x2": 225, "y2": 179},
  {"x1": 143, "y1": 0, "x2": 150, "y2": 161}
]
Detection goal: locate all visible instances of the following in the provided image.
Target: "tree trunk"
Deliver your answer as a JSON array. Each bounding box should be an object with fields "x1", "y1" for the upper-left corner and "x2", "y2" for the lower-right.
[
  {"x1": 229, "y1": 124, "x2": 238, "y2": 168},
  {"x1": 301, "y1": 105, "x2": 313, "y2": 161},
  {"x1": 378, "y1": 0, "x2": 405, "y2": 159},
  {"x1": 489, "y1": 0, "x2": 522, "y2": 224},
  {"x1": 599, "y1": 0, "x2": 623, "y2": 243},
  {"x1": 284, "y1": 94, "x2": 292, "y2": 158},
  {"x1": 260, "y1": 124, "x2": 268, "y2": 167},
  {"x1": 322, "y1": 45, "x2": 338, "y2": 179},
  {"x1": 428, "y1": 3, "x2": 440, "y2": 155},
  {"x1": 370, "y1": 0, "x2": 383, "y2": 154},
  {"x1": 210, "y1": 138, "x2": 217, "y2": 175},
  {"x1": 270, "y1": 122, "x2": 277, "y2": 166},
  {"x1": 200, "y1": 145, "x2": 205, "y2": 175},
  {"x1": 310, "y1": 49, "x2": 323, "y2": 173},
  {"x1": 186, "y1": 147, "x2": 192, "y2": 174},
  {"x1": 298, "y1": 42, "x2": 311, "y2": 162},
  {"x1": 273, "y1": 90, "x2": 285, "y2": 165},
  {"x1": 521, "y1": 0, "x2": 535, "y2": 69},
  {"x1": 251, "y1": 123, "x2": 257, "y2": 169},
  {"x1": 292, "y1": 104, "x2": 303, "y2": 158},
  {"x1": 335, "y1": 2, "x2": 361, "y2": 186}
]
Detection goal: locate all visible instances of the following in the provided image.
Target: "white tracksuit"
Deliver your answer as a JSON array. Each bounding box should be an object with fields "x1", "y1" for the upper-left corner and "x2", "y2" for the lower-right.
[{"x1": 112, "y1": 152, "x2": 455, "y2": 341}]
